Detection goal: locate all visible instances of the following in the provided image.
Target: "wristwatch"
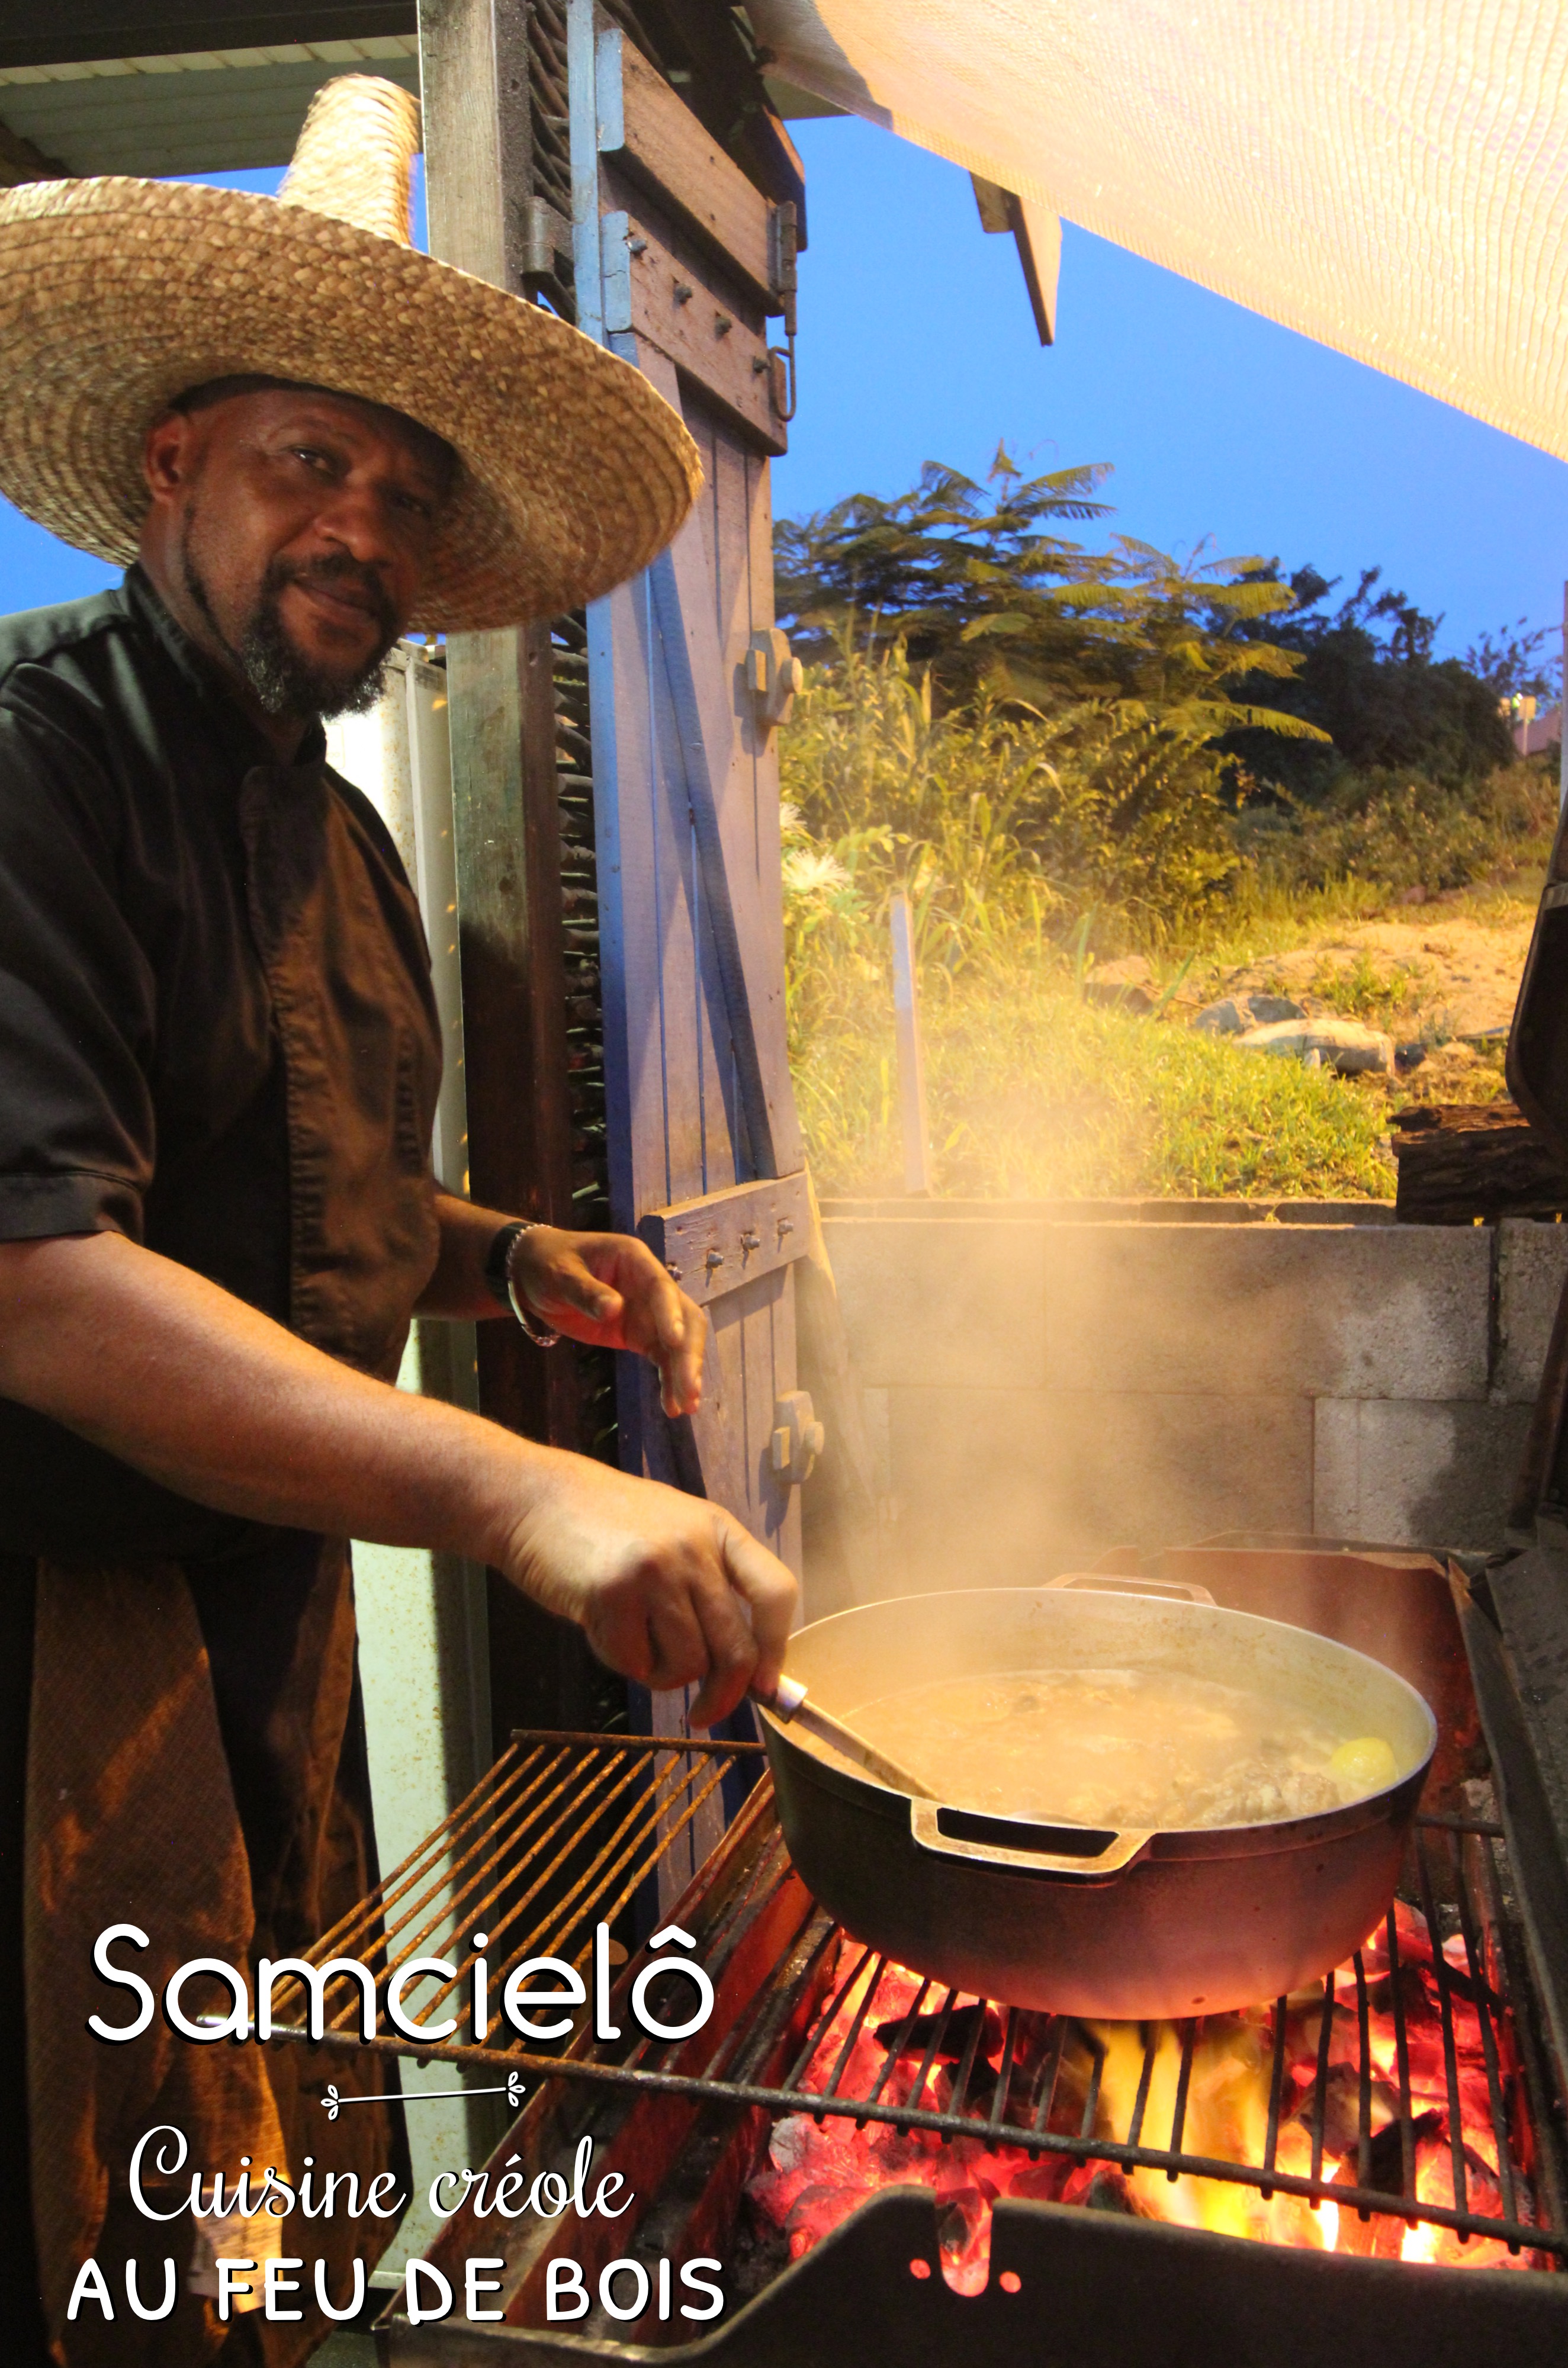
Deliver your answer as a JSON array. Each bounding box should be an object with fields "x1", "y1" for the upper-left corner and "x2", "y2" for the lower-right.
[{"x1": 483, "y1": 1220, "x2": 562, "y2": 1349}]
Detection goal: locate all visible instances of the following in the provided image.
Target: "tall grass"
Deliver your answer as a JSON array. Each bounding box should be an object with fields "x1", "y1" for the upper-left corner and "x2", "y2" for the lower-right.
[{"x1": 780, "y1": 645, "x2": 1545, "y2": 1201}]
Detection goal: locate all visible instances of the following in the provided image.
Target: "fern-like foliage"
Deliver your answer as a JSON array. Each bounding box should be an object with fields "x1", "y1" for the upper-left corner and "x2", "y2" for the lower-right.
[{"x1": 776, "y1": 452, "x2": 1329, "y2": 752}]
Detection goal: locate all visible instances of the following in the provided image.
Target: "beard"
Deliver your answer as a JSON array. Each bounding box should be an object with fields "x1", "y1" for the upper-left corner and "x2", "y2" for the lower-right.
[{"x1": 179, "y1": 514, "x2": 401, "y2": 722}]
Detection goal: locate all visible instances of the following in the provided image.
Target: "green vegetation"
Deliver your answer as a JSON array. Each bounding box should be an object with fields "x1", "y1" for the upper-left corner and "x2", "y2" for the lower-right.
[
  {"x1": 780, "y1": 651, "x2": 1401, "y2": 1199},
  {"x1": 788, "y1": 939, "x2": 1400, "y2": 1203},
  {"x1": 776, "y1": 461, "x2": 1557, "y2": 1201}
]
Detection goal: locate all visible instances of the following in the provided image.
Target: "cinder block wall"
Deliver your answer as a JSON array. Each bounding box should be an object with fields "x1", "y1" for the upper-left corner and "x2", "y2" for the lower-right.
[{"x1": 817, "y1": 1205, "x2": 1568, "y2": 1599}]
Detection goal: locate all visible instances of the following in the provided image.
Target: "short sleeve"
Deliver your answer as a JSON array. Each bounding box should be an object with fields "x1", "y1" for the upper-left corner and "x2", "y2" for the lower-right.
[{"x1": 0, "y1": 705, "x2": 154, "y2": 1242}]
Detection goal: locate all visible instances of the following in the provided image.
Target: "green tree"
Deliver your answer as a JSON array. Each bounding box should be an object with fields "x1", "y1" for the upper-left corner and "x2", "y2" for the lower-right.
[
  {"x1": 1223, "y1": 564, "x2": 1515, "y2": 794},
  {"x1": 776, "y1": 452, "x2": 1329, "y2": 751},
  {"x1": 776, "y1": 454, "x2": 1329, "y2": 928}
]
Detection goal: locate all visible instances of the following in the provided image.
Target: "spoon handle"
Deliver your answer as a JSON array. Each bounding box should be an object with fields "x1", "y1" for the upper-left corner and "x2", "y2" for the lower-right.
[{"x1": 753, "y1": 1676, "x2": 934, "y2": 1798}]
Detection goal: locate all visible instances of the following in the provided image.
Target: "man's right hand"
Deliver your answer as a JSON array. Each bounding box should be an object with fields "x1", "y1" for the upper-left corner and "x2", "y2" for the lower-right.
[
  {"x1": 0, "y1": 1229, "x2": 798, "y2": 1727},
  {"x1": 500, "y1": 1453, "x2": 797, "y2": 1726}
]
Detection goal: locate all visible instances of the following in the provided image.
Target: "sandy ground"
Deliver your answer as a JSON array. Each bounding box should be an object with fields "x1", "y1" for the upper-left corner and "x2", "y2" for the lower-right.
[{"x1": 1205, "y1": 908, "x2": 1535, "y2": 1040}]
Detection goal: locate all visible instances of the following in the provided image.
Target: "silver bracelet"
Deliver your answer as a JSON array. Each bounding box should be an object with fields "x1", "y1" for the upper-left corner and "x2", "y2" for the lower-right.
[{"x1": 499, "y1": 1220, "x2": 563, "y2": 1350}]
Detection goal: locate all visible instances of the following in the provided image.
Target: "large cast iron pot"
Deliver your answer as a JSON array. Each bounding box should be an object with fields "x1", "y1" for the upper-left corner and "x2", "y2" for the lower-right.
[{"x1": 759, "y1": 1576, "x2": 1437, "y2": 2019}]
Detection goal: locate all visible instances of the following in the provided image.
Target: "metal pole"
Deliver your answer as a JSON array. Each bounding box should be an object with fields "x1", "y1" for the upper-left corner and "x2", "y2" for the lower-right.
[{"x1": 889, "y1": 891, "x2": 933, "y2": 1195}]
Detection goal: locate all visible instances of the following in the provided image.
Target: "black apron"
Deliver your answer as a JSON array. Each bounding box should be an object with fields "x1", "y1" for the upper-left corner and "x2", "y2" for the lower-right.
[{"x1": 14, "y1": 750, "x2": 443, "y2": 2368}]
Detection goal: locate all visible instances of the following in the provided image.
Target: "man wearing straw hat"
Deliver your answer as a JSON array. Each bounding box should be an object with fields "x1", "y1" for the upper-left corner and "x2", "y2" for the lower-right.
[{"x1": 0, "y1": 76, "x2": 795, "y2": 2363}]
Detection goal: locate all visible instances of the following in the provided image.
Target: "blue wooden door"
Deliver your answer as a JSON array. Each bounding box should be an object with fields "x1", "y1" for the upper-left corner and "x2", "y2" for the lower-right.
[{"x1": 567, "y1": 4, "x2": 811, "y2": 1807}]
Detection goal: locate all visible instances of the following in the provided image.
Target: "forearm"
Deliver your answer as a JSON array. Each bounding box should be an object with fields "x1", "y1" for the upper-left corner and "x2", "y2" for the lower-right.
[
  {"x1": 0, "y1": 1230, "x2": 552, "y2": 1559},
  {"x1": 417, "y1": 1188, "x2": 515, "y2": 1320}
]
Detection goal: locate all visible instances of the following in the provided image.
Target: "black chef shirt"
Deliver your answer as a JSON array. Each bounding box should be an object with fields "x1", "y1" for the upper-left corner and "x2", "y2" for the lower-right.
[{"x1": 0, "y1": 566, "x2": 416, "y2": 1559}]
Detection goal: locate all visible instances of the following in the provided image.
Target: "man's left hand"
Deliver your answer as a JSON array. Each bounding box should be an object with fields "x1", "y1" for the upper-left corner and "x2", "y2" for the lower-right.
[{"x1": 509, "y1": 1226, "x2": 706, "y2": 1417}]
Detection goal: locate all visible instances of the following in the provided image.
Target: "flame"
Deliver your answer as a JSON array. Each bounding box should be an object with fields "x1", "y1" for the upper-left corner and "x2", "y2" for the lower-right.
[
  {"x1": 1088, "y1": 2016, "x2": 1336, "y2": 2248},
  {"x1": 746, "y1": 1900, "x2": 1541, "y2": 2283}
]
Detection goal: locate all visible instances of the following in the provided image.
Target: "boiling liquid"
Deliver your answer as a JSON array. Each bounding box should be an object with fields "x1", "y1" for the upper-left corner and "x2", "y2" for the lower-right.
[{"x1": 849, "y1": 1667, "x2": 1393, "y2": 1829}]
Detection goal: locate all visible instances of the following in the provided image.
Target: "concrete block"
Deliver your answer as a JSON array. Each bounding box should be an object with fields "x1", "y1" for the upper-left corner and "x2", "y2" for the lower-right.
[
  {"x1": 1042, "y1": 1223, "x2": 1491, "y2": 1402},
  {"x1": 879, "y1": 1387, "x2": 1060, "y2": 1595},
  {"x1": 877, "y1": 1384, "x2": 1313, "y2": 1597},
  {"x1": 1495, "y1": 1220, "x2": 1568, "y2": 1402},
  {"x1": 1312, "y1": 1396, "x2": 1532, "y2": 1552},
  {"x1": 820, "y1": 1217, "x2": 1046, "y2": 1390}
]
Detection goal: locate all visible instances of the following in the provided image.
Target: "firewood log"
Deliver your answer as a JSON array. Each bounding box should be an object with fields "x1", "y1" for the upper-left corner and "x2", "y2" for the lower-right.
[{"x1": 1390, "y1": 1101, "x2": 1568, "y2": 1223}]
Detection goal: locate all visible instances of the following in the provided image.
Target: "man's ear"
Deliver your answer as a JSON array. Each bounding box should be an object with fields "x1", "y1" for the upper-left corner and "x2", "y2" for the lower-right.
[{"x1": 142, "y1": 409, "x2": 200, "y2": 506}]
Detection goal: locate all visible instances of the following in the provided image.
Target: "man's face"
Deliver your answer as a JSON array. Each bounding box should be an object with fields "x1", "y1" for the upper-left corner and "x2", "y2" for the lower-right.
[{"x1": 140, "y1": 384, "x2": 453, "y2": 722}]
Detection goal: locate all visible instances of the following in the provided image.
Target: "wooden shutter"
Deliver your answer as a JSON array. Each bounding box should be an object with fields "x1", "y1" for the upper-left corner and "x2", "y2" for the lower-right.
[{"x1": 567, "y1": 2, "x2": 810, "y2": 1800}]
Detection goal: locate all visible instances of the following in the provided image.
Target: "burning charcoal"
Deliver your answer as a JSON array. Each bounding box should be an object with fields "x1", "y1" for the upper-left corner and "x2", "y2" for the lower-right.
[
  {"x1": 1062, "y1": 2162, "x2": 1145, "y2": 2216},
  {"x1": 1036, "y1": 2025, "x2": 1101, "y2": 2132},
  {"x1": 1363, "y1": 1959, "x2": 1440, "y2": 2026},
  {"x1": 936, "y1": 2184, "x2": 987, "y2": 2253},
  {"x1": 1294, "y1": 2061, "x2": 1401, "y2": 2158},
  {"x1": 1329, "y1": 2176, "x2": 1406, "y2": 2260},
  {"x1": 935, "y1": 2145, "x2": 999, "y2": 2205},
  {"x1": 873, "y1": 2002, "x2": 1003, "y2": 2064},
  {"x1": 932, "y1": 2058, "x2": 1000, "y2": 2118},
  {"x1": 783, "y1": 2181, "x2": 871, "y2": 2261},
  {"x1": 1329, "y1": 2107, "x2": 1447, "y2": 2256},
  {"x1": 1005, "y1": 2155, "x2": 1075, "y2": 2206},
  {"x1": 1367, "y1": 2108, "x2": 1444, "y2": 2193},
  {"x1": 997, "y1": 2014, "x2": 1069, "y2": 2131}
]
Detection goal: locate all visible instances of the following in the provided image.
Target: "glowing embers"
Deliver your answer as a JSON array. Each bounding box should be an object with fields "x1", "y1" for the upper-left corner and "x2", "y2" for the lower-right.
[{"x1": 745, "y1": 1895, "x2": 1551, "y2": 2293}]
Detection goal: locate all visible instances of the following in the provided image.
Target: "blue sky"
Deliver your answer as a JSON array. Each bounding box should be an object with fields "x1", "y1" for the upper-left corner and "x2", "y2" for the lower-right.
[
  {"x1": 4, "y1": 119, "x2": 1566, "y2": 668},
  {"x1": 774, "y1": 121, "x2": 1568, "y2": 670}
]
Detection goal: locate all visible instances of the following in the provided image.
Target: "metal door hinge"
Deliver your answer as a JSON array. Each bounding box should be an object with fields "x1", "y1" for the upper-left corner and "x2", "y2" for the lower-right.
[
  {"x1": 768, "y1": 200, "x2": 798, "y2": 335},
  {"x1": 771, "y1": 1390, "x2": 824, "y2": 1486},
  {"x1": 522, "y1": 195, "x2": 573, "y2": 281}
]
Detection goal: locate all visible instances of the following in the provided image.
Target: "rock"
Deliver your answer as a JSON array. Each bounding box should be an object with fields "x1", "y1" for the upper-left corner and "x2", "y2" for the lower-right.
[
  {"x1": 1194, "y1": 998, "x2": 1248, "y2": 1034},
  {"x1": 1082, "y1": 957, "x2": 1156, "y2": 1015},
  {"x1": 1082, "y1": 981, "x2": 1155, "y2": 1014},
  {"x1": 1235, "y1": 1015, "x2": 1395, "y2": 1075},
  {"x1": 1194, "y1": 992, "x2": 1304, "y2": 1035}
]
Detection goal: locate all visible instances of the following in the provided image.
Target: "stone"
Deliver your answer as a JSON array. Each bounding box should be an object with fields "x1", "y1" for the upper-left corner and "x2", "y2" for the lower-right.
[
  {"x1": 1235, "y1": 1014, "x2": 1395, "y2": 1074},
  {"x1": 1495, "y1": 1219, "x2": 1568, "y2": 1402},
  {"x1": 1083, "y1": 956, "x2": 1156, "y2": 1016},
  {"x1": 821, "y1": 1216, "x2": 1048, "y2": 1391},
  {"x1": 1085, "y1": 955, "x2": 1154, "y2": 988},
  {"x1": 1312, "y1": 1397, "x2": 1532, "y2": 1551},
  {"x1": 1083, "y1": 981, "x2": 1155, "y2": 1014},
  {"x1": 876, "y1": 1383, "x2": 1313, "y2": 1593},
  {"x1": 1039, "y1": 1222, "x2": 1490, "y2": 1401},
  {"x1": 1194, "y1": 998, "x2": 1248, "y2": 1034},
  {"x1": 1195, "y1": 992, "x2": 1304, "y2": 1034}
]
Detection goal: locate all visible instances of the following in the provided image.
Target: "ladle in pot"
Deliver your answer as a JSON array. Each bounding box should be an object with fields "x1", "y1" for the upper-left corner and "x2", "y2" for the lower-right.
[{"x1": 750, "y1": 1674, "x2": 933, "y2": 1797}]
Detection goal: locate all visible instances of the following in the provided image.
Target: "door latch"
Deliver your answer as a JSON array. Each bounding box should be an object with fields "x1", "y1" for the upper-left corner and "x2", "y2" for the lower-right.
[
  {"x1": 745, "y1": 628, "x2": 801, "y2": 740},
  {"x1": 770, "y1": 1390, "x2": 824, "y2": 1487}
]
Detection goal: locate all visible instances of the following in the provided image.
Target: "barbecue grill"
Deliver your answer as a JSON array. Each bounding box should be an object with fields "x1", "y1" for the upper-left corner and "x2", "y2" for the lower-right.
[{"x1": 264, "y1": 1530, "x2": 1568, "y2": 2367}]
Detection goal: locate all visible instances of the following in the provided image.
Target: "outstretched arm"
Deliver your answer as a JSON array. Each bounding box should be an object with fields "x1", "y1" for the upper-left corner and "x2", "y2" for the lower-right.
[{"x1": 0, "y1": 1230, "x2": 792, "y2": 1723}]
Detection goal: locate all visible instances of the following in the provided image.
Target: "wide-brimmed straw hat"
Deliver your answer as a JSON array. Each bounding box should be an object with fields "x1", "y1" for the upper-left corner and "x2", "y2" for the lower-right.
[{"x1": 0, "y1": 75, "x2": 702, "y2": 631}]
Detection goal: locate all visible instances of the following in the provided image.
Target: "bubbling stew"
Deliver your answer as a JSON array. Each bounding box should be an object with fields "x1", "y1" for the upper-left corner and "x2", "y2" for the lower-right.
[{"x1": 847, "y1": 1667, "x2": 1400, "y2": 1829}]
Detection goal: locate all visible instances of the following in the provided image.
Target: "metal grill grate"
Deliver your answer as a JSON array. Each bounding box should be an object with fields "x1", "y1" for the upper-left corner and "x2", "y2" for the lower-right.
[
  {"x1": 286, "y1": 1730, "x2": 762, "y2": 2020},
  {"x1": 267, "y1": 1736, "x2": 1568, "y2": 2266}
]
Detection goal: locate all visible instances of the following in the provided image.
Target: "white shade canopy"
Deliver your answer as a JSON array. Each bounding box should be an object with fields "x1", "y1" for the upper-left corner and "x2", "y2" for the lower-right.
[{"x1": 749, "y1": 0, "x2": 1568, "y2": 461}]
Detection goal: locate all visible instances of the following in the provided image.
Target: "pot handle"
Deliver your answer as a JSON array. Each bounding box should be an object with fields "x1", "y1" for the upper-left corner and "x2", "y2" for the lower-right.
[
  {"x1": 909, "y1": 1797, "x2": 1155, "y2": 1880},
  {"x1": 1046, "y1": 1570, "x2": 1217, "y2": 1606}
]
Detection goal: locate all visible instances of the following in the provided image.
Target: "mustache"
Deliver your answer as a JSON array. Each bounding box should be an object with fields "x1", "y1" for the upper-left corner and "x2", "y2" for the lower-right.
[{"x1": 264, "y1": 551, "x2": 400, "y2": 640}]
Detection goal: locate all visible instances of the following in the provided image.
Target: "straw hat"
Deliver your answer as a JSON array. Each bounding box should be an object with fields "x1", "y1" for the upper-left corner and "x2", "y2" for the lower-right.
[{"x1": 0, "y1": 75, "x2": 703, "y2": 631}]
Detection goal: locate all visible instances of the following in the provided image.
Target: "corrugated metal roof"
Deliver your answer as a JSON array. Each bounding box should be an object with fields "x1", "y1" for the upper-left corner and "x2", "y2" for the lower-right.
[
  {"x1": 0, "y1": 7, "x2": 416, "y2": 75},
  {"x1": 0, "y1": 35, "x2": 420, "y2": 176}
]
